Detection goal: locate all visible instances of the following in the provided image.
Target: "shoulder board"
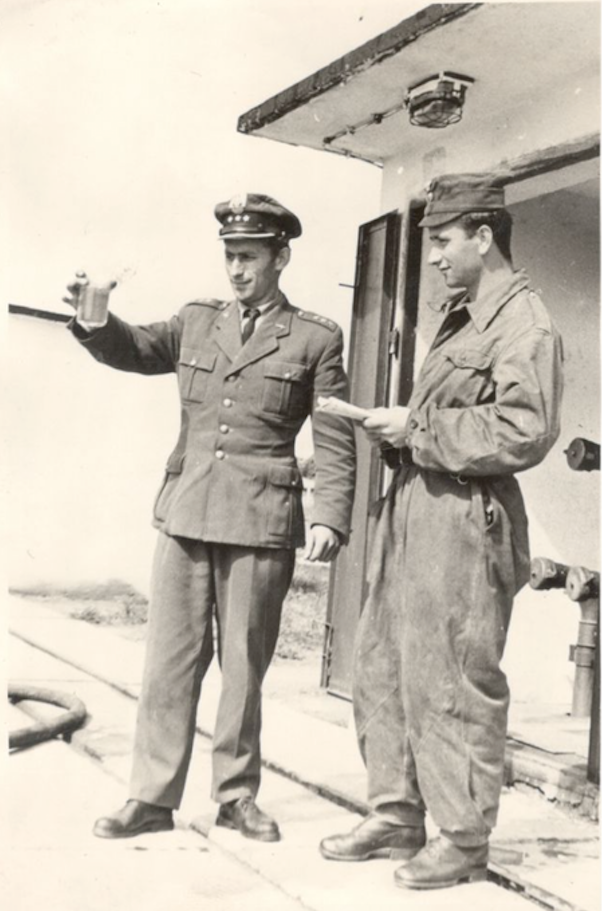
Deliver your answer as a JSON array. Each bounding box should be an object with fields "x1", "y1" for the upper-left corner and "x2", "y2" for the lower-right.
[
  {"x1": 296, "y1": 309, "x2": 337, "y2": 332},
  {"x1": 186, "y1": 298, "x2": 228, "y2": 310}
]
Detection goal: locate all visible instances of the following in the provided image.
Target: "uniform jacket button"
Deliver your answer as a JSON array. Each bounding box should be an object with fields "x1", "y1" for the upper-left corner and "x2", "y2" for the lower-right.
[
  {"x1": 215, "y1": 450, "x2": 225, "y2": 460},
  {"x1": 223, "y1": 398, "x2": 233, "y2": 407},
  {"x1": 219, "y1": 424, "x2": 229, "y2": 433}
]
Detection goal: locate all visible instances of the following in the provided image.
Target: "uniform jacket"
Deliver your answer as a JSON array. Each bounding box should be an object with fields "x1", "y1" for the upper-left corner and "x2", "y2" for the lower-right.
[{"x1": 72, "y1": 294, "x2": 356, "y2": 549}]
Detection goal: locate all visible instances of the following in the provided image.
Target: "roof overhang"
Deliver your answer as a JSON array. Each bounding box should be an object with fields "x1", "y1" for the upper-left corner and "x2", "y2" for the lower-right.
[{"x1": 238, "y1": 2, "x2": 600, "y2": 166}]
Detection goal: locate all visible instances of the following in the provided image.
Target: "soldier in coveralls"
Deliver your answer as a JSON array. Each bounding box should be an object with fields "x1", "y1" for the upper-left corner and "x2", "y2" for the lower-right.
[
  {"x1": 320, "y1": 174, "x2": 563, "y2": 889},
  {"x1": 64, "y1": 194, "x2": 356, "y2": 843}
]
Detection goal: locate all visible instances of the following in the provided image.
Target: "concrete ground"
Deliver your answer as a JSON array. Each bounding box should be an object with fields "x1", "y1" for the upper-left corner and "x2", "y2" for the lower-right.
[
  {"x1": 5, "y1": 594, "x2": 600, "y2": 911},
  {"x1": 4, "y1": 726, "x2": 304, "y2": 911}
]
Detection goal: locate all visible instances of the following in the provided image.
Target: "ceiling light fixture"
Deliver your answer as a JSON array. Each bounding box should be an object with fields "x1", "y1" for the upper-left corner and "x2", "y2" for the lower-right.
[{"x1": 405, "y1": 72, "x2": 475, "y2": 128}]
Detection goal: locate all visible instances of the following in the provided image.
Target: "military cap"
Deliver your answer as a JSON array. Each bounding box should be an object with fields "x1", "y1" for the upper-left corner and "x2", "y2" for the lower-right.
[
  {"x1": 215, "y1": 193, "x2": 302, "y2": 242},
  {"x1": 419, "y1": 173, "x2": 506, "y2": 228}
]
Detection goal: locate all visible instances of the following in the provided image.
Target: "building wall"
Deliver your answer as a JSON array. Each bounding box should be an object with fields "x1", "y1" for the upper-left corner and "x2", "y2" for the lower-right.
[
  {"x1": 504, "y1": 182, "x2": 599, "y2": 704},
  {"x1": 512, "y1": 184, "x2": 600, "y2": 563}
]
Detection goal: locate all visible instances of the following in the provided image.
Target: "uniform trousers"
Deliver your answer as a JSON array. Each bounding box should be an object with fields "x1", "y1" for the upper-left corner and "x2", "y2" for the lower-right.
[{"x1": 130, "y1": 531, "x2": 295, "y2": 808}]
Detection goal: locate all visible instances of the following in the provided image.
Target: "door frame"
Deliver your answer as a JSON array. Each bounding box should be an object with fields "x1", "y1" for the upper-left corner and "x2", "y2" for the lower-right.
[{"x1": 322, "y1": 210, "x2": 401, "y2": 695}]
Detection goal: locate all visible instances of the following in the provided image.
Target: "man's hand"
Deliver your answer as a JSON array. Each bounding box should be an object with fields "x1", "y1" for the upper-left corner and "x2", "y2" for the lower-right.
[
  {"x1": 304, "y1": 524, "x2": 341, "y2": 563},
  {"x1": 361, "y1": 406, "x2": 411, "y2": 449},
  {"x1": 62, "y1": 271, "x2": 89, "y2": 310},
  {"x1": 62, "y1": 271, "x2": 116, "y2": 331}
]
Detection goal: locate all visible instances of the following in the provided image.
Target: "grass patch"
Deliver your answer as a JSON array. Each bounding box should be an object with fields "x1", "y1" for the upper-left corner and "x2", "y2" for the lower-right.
[
  {"x1": 276, "y1": 560, "x2": 330, "y2": 660},
  {"x1": 11, "y1": 559, "x2": 330, "y2": 659},
  {"x1": 10, "y1": 579, "x2": 149, "y2": 627}
]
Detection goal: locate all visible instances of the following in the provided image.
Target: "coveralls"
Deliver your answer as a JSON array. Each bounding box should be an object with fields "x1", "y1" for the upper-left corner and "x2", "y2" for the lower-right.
[
  {"x1": 72, "y1": 293, "x2": 356, "y2": 807},
  {"x1": 353, "y1": 270, "x2": 563, "y2": 846}
]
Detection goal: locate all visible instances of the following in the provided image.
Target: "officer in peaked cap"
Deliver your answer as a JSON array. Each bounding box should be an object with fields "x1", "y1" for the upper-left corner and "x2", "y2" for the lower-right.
[
  {"x1": 63, "y1": 192, "x2": 355, "y2": 845},
  {"x1": 321, "y1": 171, "x2": 563, "y2": 891},
  {"x1": 215, "y1": 192, "x2": 302, "y2": 242}
]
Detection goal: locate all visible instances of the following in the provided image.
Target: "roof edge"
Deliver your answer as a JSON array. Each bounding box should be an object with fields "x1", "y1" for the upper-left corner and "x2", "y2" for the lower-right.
[{"x1": 238, "y1": 3, "x2": 481, "y2": 135}]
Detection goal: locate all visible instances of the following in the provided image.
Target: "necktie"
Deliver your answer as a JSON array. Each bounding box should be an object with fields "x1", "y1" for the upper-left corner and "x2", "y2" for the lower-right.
[
  {"x1": 431, "y1": 304, "x2": 470, "y2": 349},
  {"x1": 241, "y1": 307, "x2": 261, "y2": 344}
]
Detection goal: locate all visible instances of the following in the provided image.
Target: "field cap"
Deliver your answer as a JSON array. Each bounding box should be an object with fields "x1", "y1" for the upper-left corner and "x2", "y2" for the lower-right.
[
  {"x1": 419, "y1": 173, "x2": 506, "y2": 228},
  {"x1": 215, "y1": 193, "x2": 302, "y2": 241}
]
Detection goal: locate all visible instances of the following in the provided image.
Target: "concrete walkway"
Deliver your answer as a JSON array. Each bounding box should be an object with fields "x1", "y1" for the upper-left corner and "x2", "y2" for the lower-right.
[
  {"x1": 6, "y1": 594, "x2": 600, "y2": 911},
  {"x1": 5, "y1": 725, "x2": 305, "y2": 911}
]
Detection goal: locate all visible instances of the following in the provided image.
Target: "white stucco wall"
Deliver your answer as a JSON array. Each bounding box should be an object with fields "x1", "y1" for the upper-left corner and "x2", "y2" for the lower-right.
[{"x1": 503, "y1": 182, "x2": 600, "y2": 705}]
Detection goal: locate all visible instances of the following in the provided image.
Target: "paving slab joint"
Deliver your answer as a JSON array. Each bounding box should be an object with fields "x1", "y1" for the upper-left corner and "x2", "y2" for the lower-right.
[{"x1": 488, "y1": 863, "x2": 591, "y2": 911}]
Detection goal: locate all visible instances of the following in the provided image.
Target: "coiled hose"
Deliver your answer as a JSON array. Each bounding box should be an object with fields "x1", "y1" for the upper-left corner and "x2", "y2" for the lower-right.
[{"x1": 8, "y1": 684, "x2": 87, "y2": 750}]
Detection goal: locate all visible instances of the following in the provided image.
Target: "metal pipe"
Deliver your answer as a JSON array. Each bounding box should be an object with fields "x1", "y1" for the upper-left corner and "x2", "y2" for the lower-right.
[
  {"x1": 564, "y1": 437, "x2": 601, "y2": 472},
  {"x1": 529, "y1": 557, "x2": 569, "y2": 591},
  {"x1": 566, "y1": 567, "x2": 600, "y2": 719}
]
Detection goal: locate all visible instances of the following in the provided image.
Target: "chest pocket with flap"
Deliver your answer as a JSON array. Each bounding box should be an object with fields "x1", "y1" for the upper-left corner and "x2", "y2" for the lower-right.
[
  {"x1": 262, "y1": 360, "x2": 310, "y2": 418},
  {"x1": 178, "y1": 347, "x2": 217, "y2": 403},
  {"x1": 444, "y1": 348, "x2": 492, "y2": 371},
  {"x1": 442, "y1": 347, "x2": 495, "y2": 404}
]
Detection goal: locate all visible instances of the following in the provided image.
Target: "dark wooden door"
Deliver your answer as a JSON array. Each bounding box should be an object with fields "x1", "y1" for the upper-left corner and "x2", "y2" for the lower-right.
[{"x1": 322, "y1": 211, "x2": 401, "y2": 697}]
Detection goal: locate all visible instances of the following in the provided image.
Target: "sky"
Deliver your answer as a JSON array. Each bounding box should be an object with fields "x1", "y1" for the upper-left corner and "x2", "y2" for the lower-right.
[{"x1": 3, "y1": 0, "x2": 429, "y2": 336}]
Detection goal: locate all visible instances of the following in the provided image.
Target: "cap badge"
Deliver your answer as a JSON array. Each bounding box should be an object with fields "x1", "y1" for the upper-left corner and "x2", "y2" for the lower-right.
[{"x1": 229, "y1": 194, "x2": 247, "y2": 215}]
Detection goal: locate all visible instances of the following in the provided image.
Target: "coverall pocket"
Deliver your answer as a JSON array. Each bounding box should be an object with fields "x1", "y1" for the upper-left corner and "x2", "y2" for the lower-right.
[
  {"x1": 444, "y1": 348, "x2": 492, "y2": 371},
  {"x1": 443, "y1": 348, "x2": 494, "y2": 405},
  {"x1": 266, "y1": 464, "x2": 304, "y2": 540},
  {"x1": 178, "y1": 347, "x2": 217, "y2": 403},
  {"x1": 262, "y1": 360, "x2": 309, "y2": 419}
]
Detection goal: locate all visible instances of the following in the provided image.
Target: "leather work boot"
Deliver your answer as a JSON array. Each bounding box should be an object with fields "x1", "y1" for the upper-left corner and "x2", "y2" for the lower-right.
[
  {"x1": 93, "y1": 799, "x2": 174, "y2": 839},
  {"x1": 319, "y1": 813, "x2": 426, "y2": 862},
  {"x1": 216, "y1": 796, "x2": 281, "y2": 842},
  {"x1": 394, "y1": 836, "x2": 489, "y2": 889}
]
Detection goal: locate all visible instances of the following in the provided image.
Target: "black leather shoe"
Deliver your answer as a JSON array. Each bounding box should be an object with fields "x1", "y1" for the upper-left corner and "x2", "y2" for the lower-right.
[
  {"x1": 93, "y1": 800, "x2": 174, "y2": 839},
  {"x1": 320, "y1": 814, "x2": 426, "y2": 862},
  {"x1": 216, "y1": 796, "x2": 281, "y2": 842},
  {"x1": 394, "y1": 837, "x2": 488, "y2": 889}
]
